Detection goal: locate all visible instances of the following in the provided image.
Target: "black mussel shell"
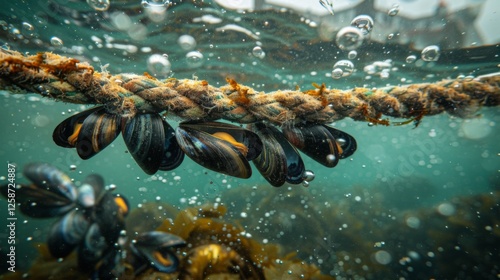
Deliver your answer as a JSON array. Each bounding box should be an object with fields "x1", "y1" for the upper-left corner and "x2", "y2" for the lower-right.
[
  {"x1": 122, "y1": 113, "x2": 166, "y2": 175},
  {"x1": 77, "y1": 174, "x2": 105, "y2": 209},
  {"x1": 23, "y1": 162, "x2": 77, "y2": 203},
  {"x1": 76, "y1": 109, "x2": 121, "y2": 160},
  {"x1": 325, "y1": 126, "x2": 357, "y2": 159},
  {"x1": 176, "y1": 123, "x2": 253, "y2": 178},
  {"x1": 131, "y1": 231, "x2": 186, "y2": 273},
  {"x1": 1, "y1": 183, "x2": 76, "y2": 218},
  {"x1": 249, "y1": 123, "x2": 305, "y2": 186},
  {"x1": 93, "y1": 191, "x2": 126, "y2": 246},
  {"x1": 282, "y1": 123, "x2": 341, "y2": 167},
  {"x1": 47, "y1": 210, "x2": 90, "y2": 258},
  {"x1": 77, "y1": 223, "x2": 109, "y2": 271},
  {"x1": 53, "y1": 106, "x2": 103, "y2": 148},
  {"x1": 179, "y1": 122, "x2": 262, "y2": 160},
  {"x1": 159, "y1": 120, "x2": 184, "y2": 171}
]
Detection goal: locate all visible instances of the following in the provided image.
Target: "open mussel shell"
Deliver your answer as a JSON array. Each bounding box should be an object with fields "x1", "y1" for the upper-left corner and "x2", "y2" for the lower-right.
[
  {"x1": 47, "y1": 210, "x2": 90, "y2": 258},
  {"x1": 23, "y1": 162, "x2": 77, "y2": 204},
  {"x1": 176, "y1": 122, "x2": 257, "y2": 178},
  {"x1": 53, "y1": 106, "x2": 103, "y2": 148},
  {"x1": 131, "y1": 231, "x2": 186, "y2": 273},
  {"x1": 76, "y1": 108, "x2": 121, "y2": 160},
  {"x1": 179, "y1": 122, "x2": 263, "y2": 160},
  {"x1": 76, "y1": 174, "x2": 105, "y2": 209},
  {"x1": 249, "y1": 123, "x2": 305, "y2": 187},
  {"x1": 282, "y1": 123, "x2": 341, "y2": 167}
]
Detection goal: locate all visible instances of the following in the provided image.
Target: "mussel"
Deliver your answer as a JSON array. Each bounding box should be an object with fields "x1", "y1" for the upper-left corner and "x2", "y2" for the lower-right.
[
  {"x1": 0, "y1": 163, "x2": 130, "y2": 276},
  {"x1": 130, "y1": 231, "x2": 186, "y2": 274},
  {"x1": 175, "y1": 122, "x2": 263, "y2": 178},
  {"x1": 249, "y1": 122, "x2": 305, "y2": 187},
  {"x1": 53, "y1": 107, "x2": 184, "y2": 175},
  {"x1": 47, "y1": 210, "x2": 91, "y2": 258},
  {"x1": 282, "y1": 123, "x2": 357, "y2": 167},
  {"x1": 0, "y1": 163, "x2": 78, "y2": 218}
]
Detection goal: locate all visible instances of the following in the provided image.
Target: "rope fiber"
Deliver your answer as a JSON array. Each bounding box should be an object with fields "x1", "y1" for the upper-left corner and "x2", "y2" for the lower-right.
[{"x1": 1, "y1": 49, "x2": 499, "y2": 125}]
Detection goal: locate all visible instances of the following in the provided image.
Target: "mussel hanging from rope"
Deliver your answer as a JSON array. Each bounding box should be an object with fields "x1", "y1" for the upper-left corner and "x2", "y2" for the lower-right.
[{"x1": 52, "y1": 106, "x2": 358, "y2": 186}]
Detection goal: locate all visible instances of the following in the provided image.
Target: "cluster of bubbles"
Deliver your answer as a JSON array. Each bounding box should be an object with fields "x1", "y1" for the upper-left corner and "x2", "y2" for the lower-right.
[
  {"x1": 330, "y1": 15, "x2": 375, "y2": 80},
  {"x1": 363, "y1": 59, "x2": 393, "y2": 79},
  {"x1": 252, "y1": 46, "x2": 265, "y2": 59},
  {"x1": 331, "y1": 60, "x2": 355, "y2": 79},
  {"x1": 335, "y1": 15, "x2": 374, "y2": 51}
]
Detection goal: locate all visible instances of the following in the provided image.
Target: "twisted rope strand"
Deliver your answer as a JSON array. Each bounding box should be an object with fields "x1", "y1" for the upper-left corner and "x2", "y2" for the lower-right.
[{"x1": 1, "y1": 49, "x2": 499, "y2": 125}]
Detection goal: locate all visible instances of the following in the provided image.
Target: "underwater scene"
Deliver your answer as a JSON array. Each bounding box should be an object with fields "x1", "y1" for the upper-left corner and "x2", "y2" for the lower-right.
[{"x1": 0, "y1": 0, "x2": 499, "y2": 279}]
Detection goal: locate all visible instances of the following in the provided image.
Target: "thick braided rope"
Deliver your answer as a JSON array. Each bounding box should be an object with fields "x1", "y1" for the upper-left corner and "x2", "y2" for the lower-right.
[{"x1": 1, "y1": 50, "x2": 499, "y2": 125}]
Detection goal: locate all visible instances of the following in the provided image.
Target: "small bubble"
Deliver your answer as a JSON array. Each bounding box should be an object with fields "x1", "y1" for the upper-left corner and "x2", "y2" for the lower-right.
[
  {"x1": 155, "y1": 196, "x2": 161, "y2": 201},
  {"x1": 437, "y1": 203, "x2": 455, "y2": 216},
  {"x1": 87, "y1": 0, "x2": 110, "y2": 11},
  {"x1": 331, "y1": 68, "x2": 343, "y2": 79},
  {"x1": 69, "y1": 164, "x2": 77, "y2": 171},
  {"x1": 240, "y1": 212, "x2": 248, "y2": 218},
  {"x1": 332, "y1": 60, "x2": 354, "y2": 78},
  {"x1": 186, "y1": 51, "x2": 204, "y2": 68},
  {"x1": 302, "y1": 181, "x2": 310, "y2": 188},
  {"x1": 406, "y1": 55, "x2": 417, "y2": 64},
  {"x1": 326, "y1": 154, "x2": 336, "y2": 164},
  {"x1": 252, "y1": 46, "x2": 265, "y2": 59},
  {"x1": 50, "y1": 36, "x2": 63, "y2": 47},
  {"x1": 388, "y1": 4, "x2": 399, "y2": 16},
  {"x1": 141, "y1": 0, "x2": 170, "y2": 8},
  {"x1": 348, "y1": 50, "x2": 357, "y2": 59},
  {"x1": 336, "y1": 26, "x2": 364, "y2": 51},
  {"x1": 177, "y1": 34, "x2": 196, "y2": 51},
  {"x1": 147, "y1": 54, "x2": 171, "y2": 77},
  {"x1": 22, "y1": 22, "x2": 34, "y2": 31},
  {"x1": 350, "y1": 15, "x2": 374, "y2": 35},
  {"x1": 302, "y1": 170, "x2": 315, "y2": 182},
  {"x1": 374, "y1": 250, "x2": 392, "y2": 265},
  {"x1": 421, "y1": 45, "x2": 440, "y2": 62}
]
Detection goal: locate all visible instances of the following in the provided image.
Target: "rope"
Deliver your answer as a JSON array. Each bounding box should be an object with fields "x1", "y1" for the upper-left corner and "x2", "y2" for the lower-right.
[{"x1": 1, "y1": 49, "x2": 499, "y2": 125}]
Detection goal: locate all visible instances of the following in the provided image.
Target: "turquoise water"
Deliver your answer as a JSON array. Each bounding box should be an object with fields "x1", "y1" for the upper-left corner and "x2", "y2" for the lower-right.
[{"x1": 0, "y1": 0, "x2": 499, "y2": 278}]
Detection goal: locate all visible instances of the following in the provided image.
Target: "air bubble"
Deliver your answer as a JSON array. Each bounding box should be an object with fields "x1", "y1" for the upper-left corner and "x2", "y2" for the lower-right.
[
  {"x1": 22, "y1": 22, "x2": 34, "y2": 31},
  {"x1": 335, "y1": 26, "x2": 364, "y2": 51},
  {"x1": 252, "y1": 46, "x2": 265, "y2": 59},
  {"x1": 186, "y1": 51, "x2": 204, "y2": 68},
  {"x1": 388, "y1": 4, "x2": 399, "y2": 16},
  {"x1": 348, "y1": 50, "x2": 357, "y2": 59},
  {"x1": 326, "y1": 154, "x2": 336, "y2": 165},
  {"x1": 177, "y1": 35, "x2": 196, "y2": 51},
  {"x1": 141, "y1": 0, "x2": 170, "y2": 8},
  {"x1": 405, "y1": 55, "x2": 417, "y2": 64},
  {"x1": 50, "y1": 36, "x2": 63, "y2": 46},
  {"x1": 350, "y1": 15, "x2": 374, "y2": 35},
  {"x1": 147, "y1": 54, "x2": 171, "y2": 77},
  {"x1": 302, "y1": 170, "x2": 315, "y2": 182},
  {"x1": 332, "y1": 60, "x2": 354, "y2": 78},
  {"x1": 374, "y1": 250, "x2": 392, "y2": 265},
  {"x1": 421, "y1": 45, "x2": 440, "y2": 62},
  {"x1": 87, "y1": 0, "x2": 110, "y2": 11},
  {"x1": 331, "y1": 68, "x2": 343, "y2": 79}
]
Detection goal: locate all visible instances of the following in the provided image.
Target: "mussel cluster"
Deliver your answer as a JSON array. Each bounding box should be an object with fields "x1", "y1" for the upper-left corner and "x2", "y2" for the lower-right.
[
  {"x1": 0, "y1": 163, "x2": 130, "y2": 278},
  {"x1": 53, "y1": 106, "x2": 356, "y2": 186}
]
